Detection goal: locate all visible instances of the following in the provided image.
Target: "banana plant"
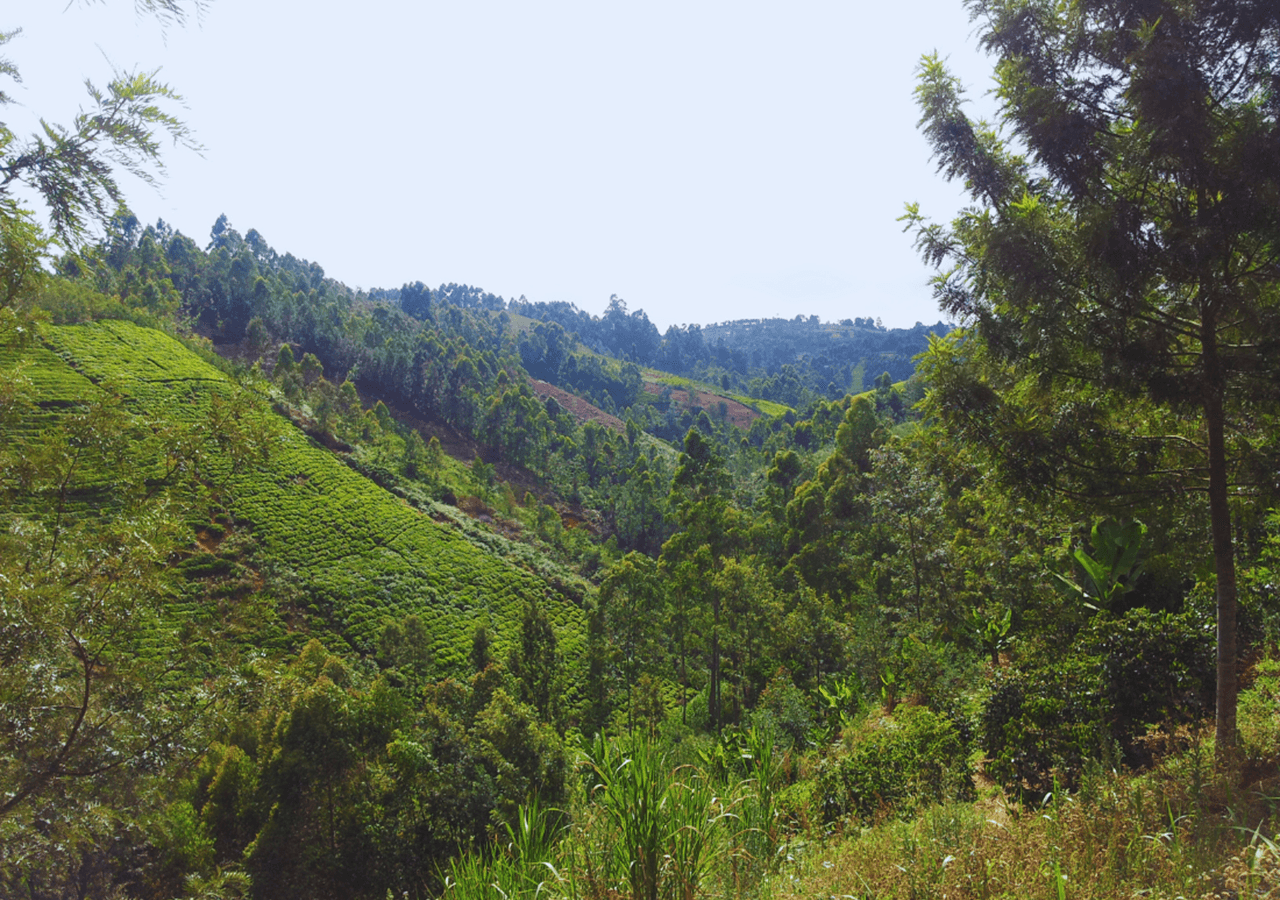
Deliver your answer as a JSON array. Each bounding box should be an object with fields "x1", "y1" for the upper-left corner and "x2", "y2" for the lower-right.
[
  {"x1": 967, "y1": 605, "x2": 1012, "y2": 667},
  {"x1": 1051, "y1": 518, "x2": 1147, "y2": 613},
  {"x1": 814, "y1": 673, "x2": 863, "y2": 743}
]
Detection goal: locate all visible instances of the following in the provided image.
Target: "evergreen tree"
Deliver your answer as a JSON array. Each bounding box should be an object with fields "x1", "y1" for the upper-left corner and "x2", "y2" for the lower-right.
[{"x1": 906, "y1": 0, "x2": 1280, "y2": 752}]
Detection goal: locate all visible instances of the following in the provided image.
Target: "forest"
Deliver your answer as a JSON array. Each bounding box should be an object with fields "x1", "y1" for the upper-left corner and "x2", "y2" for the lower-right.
[{"x1": 3, "y1": 1, "x2": 1280, "y2": 899}]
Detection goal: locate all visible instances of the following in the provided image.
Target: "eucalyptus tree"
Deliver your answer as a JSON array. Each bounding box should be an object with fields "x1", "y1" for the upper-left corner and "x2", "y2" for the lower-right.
[
  {"x1": 661, "y1": 428, "x2": 741, "y2": 730},
  {"x1": 905, "y1": 0, "x2": 1280, "y2": 751}
]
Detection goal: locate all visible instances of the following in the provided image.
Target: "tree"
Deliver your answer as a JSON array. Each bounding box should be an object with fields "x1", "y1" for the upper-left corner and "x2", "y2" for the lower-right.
[
  {"x1": 661, "y1": 429, "x2": 740, "y2": 730},
  {"x1": 509, "y1": 600, "x2": 560, "y2": 723},
  {"x1": 400, "y1": 280, "x2": 433, "y2": 320},
  {"x1": 470, "y1": 622, "x2": 494, "y2": 673},
  {"x1": 905, "y1": 0, "x2": 1280, "y2": 753},
  {"x1": 600, "y1": 552, "x2": 665, "y2": 733},
  {"x1": 870, "y1": 444, "x2": 955, "y2": 626},
  {"x1": 0, "y1": 362, "x2": 275, "y2": 900},
  {"x1": 0, "y1": 12, "x2": 220, "y2": 886}
]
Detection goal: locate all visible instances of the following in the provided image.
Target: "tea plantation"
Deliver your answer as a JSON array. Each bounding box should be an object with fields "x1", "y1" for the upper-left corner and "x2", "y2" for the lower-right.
[{"x1": 26, "y1": 320, "x2": 587, "y2": 683}]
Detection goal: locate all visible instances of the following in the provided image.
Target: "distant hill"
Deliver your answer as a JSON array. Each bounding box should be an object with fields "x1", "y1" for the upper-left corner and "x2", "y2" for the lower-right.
[
  {"x1": 700, "y1": 316, "x2": 953, "y2": 389},
  {"x1": 386, "y1": 286, "x2": 953, "y2": 405}
]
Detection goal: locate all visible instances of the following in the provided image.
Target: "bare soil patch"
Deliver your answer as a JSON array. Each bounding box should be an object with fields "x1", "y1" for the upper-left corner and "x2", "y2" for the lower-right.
[
  {"x1": 528, "y1": 379, "x2": 626, "y2": 434},
  {"x1": 641, "y1": 382, "x2": 761, "y2": 430}
]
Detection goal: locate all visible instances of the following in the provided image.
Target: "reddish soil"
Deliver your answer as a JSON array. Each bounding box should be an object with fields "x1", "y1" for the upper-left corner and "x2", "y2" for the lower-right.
[
  {"x1": 527, "y1": 379, "x2": 626, "y2": 434},
  {"x1": 641, "y1": 382, "x2": 761, "y2": 430}
]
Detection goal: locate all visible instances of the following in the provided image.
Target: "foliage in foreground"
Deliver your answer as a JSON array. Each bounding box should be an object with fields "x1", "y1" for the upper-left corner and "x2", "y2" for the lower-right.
[
  {"x1": 436, "y1": 714, "x2": 1280, "y2": 900},
  {"x1": 784, "y1": 745, "x2": 1280, "y2": 900}
]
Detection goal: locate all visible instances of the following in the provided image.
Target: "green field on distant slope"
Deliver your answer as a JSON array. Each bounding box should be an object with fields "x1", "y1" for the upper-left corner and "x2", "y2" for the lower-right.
[{"x1": 19, "y1": 320, "x2": 586, "y2": 680}]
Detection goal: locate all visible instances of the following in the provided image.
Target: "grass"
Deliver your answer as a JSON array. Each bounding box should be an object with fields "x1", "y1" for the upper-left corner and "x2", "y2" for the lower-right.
[
  {"x1": 411, "y1": 687, "x2": 1279, "y2": 900},
  {"x1": 770, "y1": 734, "x2": 1279, "y2": 900},
  {"x1": 763, "y1": 655, "x2": 1280, "y2": 900},
  {"x1": 507, "y1": 675, "x2": 1280, "y2": 900},
  {"x1": 445, "y1": 735, "x2": 783, "y2": 900}
]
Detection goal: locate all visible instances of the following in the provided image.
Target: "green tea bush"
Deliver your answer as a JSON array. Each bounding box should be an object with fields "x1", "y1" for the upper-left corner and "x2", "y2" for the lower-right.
[
  {"x1": 25, "y1": 321, "x2": 589, "y2": 696},
  {"x1": 1081, "y1": 608, "x2": 1213, "y2": 758},
  {"x1": 815, "y1": 705, "x2": 974, "y2": 825},
  {"x1": 980, "y1": 654, "x2": 1107, "y2": 798}
]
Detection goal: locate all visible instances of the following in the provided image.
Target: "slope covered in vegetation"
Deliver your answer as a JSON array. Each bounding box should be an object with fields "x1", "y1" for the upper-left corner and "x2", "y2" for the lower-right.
[
  {"x1": 31, "y1": 317, "x2": 587, "y2": 673},
  {"x1": 8, "y1": 226, "x2": 1277, "y2": 900}
]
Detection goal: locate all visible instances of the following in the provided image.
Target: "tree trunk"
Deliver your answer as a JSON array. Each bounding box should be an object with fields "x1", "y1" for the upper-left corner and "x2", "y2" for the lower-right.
[
  {"x1": 1203, "y1": 322, "x2": 1237, "y2": 756},
  {"x1": 709, "y1": 593, "x2": 721, "y2": 734}
]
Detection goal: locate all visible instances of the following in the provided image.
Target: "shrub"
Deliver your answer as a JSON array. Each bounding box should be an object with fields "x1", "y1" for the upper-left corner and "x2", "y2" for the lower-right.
[
  {"x1": 982, "y1": 608, "x2": 1215, "y2": 798},
  {"x1": 1081, "y1": 607, "x2": 1214, "y2": 760},
  {"x1": 815, "y1": 705, "x2": 974, "y2": 825},
  {"x1": 980, "y1": 653, "x2": 1107, "y2": 798},
  {"x1": 1239, "y1": 656, "x2": 1280, "y2": 760},
  {"x1": 752, "y1": 671, "x2": 813, "y2": 750}
]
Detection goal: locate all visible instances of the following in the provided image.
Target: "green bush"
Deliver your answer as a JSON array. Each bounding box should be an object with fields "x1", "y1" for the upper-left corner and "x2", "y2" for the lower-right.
[
  {"x1": 1239, "y1": 656, "x2": 1280, "y2": 760},
  {"x1": 1081, "y1": 608, "x2": 1214, "y2": 758},
  {"x1": 815, "y1": 705, "x2": 974, "y2": 825},
  {"x1": 982, "y1": 608, "x2": 1214, "y2": 798},
  {"x1": 752, "y1": 671, "x2": 813, "y2": 750},
  {"x1": 980, "y1": 653, "x2": 1107, "y2": 798}
]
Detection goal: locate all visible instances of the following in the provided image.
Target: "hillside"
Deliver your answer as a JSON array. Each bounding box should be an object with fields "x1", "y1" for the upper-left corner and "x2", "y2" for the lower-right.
[
  {"x1": 24, "y1": 319, "x2": 588, "y2": 676},
  {"x1": 527, "y1": 377, "x2": 626, "y2": 434},
  {"x1": 6, "y1": 251, "x2": 1280, "y2": 900},
  {"x1": 701, "y1": 316, "x2": 950, "y2": 385}
]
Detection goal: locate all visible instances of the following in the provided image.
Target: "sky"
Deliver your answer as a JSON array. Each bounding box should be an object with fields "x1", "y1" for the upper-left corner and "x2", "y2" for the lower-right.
[{"x1": 6, "y1": 0, "x2": 1002, "y2": 331}]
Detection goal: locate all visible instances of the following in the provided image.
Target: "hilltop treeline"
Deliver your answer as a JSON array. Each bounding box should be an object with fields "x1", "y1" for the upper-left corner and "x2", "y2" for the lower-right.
[{"x1": 378, "y1": 283, "x2": 950, "y2": 406}]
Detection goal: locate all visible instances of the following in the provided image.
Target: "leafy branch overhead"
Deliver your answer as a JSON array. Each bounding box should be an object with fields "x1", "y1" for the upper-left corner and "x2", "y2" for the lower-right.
[{"x1": 0, "y1": 28, "x2": 200, "y2": 248}]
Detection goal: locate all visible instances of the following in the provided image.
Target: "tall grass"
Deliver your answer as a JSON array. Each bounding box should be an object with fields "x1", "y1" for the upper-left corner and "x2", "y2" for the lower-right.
[
  {"x1": 582, "y1": 733, "x2": 728, "y2": 900},
  {"x1": 441, "y1": 796, "x2": 566, "y2": 900},
  {"x1": 773, "y1": 739, "x2": 1279, "y2": 900},
  {"x1": 726, "y1": 725, "x2": 786, "y2": 889},
  {"x1": 440, "y1": 733, "x2": 782, "y2": 900}
]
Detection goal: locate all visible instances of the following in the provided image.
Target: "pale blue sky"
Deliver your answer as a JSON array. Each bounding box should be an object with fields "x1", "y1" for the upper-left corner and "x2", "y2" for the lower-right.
[{"x1": 7, "y1": 0, "x2": 1000, "y2": 330}]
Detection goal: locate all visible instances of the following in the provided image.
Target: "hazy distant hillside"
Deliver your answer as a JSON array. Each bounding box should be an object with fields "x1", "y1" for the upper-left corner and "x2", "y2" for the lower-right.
[
  {"x1": 701, "y1": 315, "x2": 953, "y2": 389},
  {"x1": 381, "y1": 283, "x2": 949, "y2": 405}
]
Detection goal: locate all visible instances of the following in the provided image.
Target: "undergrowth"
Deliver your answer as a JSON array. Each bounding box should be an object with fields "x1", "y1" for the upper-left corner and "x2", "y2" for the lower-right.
[
  {"x1": 775, "y1": 730, "x2": 1280, "y2": 900},
  {"x1": 435, "y1": 710, "x2": 1280, "y2": 900}
]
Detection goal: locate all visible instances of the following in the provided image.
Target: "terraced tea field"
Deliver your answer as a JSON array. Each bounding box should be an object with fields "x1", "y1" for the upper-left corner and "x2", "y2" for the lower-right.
[
  {"x1": 17, "y1": 320, "x2": 587, "y2": 683},
  {"x1": 224, "y1": 429, "x2": 586, "y2": 671}
]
